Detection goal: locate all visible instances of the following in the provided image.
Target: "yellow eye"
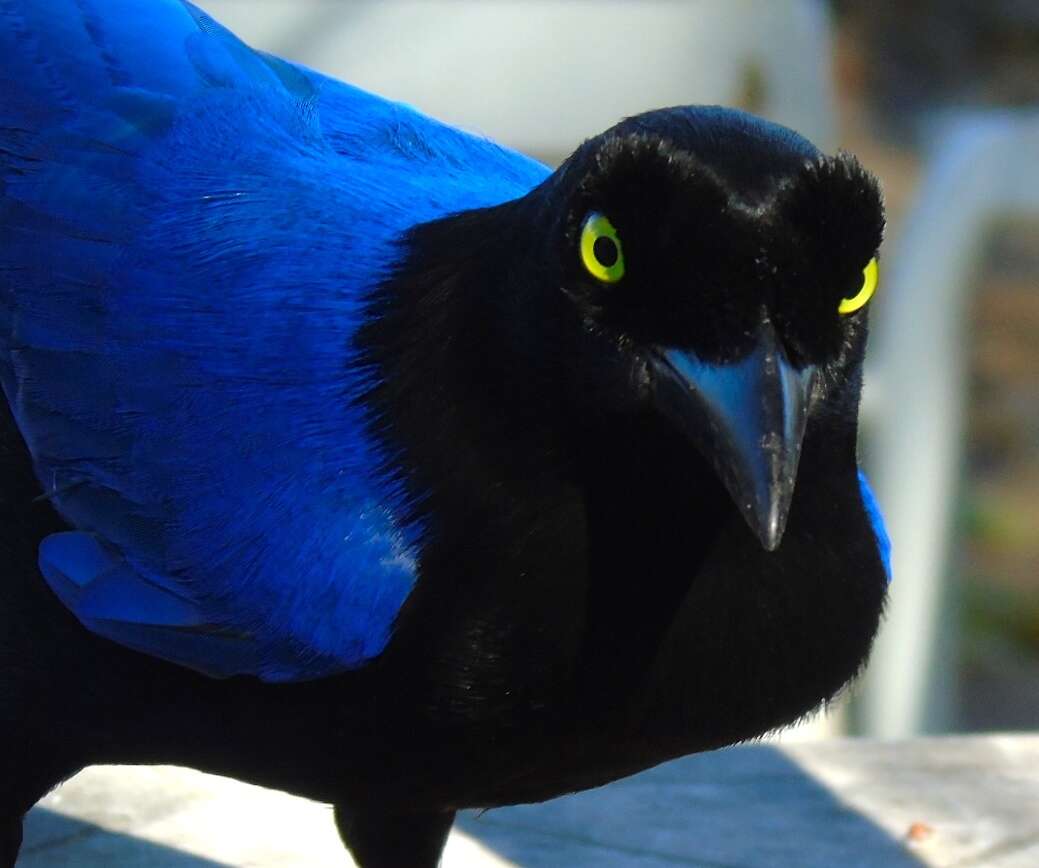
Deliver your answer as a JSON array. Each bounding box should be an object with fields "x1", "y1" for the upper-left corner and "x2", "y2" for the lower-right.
[
  {"x1": 580, "y1": 212, "x2": 625, "y2": 283},
  {"x1": 839, "y1": 257, "x2": 879, "y2": 315}
]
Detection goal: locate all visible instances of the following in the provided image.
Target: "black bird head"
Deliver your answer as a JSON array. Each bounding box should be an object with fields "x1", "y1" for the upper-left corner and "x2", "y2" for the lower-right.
[
  {"x1": 363, "y1": 105, "x2": 884, "y2": 555},
  {"x1": 529, "y1": 107, "x2": 882, "y2": 549}
]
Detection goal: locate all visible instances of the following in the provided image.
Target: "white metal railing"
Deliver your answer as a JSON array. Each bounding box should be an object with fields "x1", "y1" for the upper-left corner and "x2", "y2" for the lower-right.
[
  {"x1": 199, "y1": 0, "x2": 836, "y2": 160},
  {"x1": 857, "y1": 111, "x2": 1039, "y2": 736}
]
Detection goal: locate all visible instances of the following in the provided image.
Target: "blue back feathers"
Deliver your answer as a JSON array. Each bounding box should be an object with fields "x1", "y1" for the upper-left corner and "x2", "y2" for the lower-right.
[{"x1": 0, "y1": 0, "x2": 548, "y2": 679}]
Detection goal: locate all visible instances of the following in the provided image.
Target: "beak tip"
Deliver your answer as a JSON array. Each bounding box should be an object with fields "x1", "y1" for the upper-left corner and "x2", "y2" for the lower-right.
[
  {"x1": 652, "y1": 332, "x2": 814, "y2": 558},
  {"x1": 753, "y1": 506, "x2": 786, "y2": 552}
]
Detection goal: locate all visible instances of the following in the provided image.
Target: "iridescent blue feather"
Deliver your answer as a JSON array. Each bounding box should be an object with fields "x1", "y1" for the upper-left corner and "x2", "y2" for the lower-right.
[{"x1": 0, "y1": 0, "x2": 549, "y2": 680}]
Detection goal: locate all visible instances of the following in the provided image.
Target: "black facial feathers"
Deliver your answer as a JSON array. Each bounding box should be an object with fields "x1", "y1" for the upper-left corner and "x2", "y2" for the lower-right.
[
  {"x1": 555, "y1": 107, "x2": 885, "y2": 366},
  {"x1": 770, "y1": 153, "x2": 886, "y2": 364}
]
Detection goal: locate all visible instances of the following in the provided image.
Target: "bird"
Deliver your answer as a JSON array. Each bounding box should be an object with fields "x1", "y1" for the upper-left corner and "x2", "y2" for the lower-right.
[{"x1": 0, "y1": 1, "x2": 891, "y2": 866}]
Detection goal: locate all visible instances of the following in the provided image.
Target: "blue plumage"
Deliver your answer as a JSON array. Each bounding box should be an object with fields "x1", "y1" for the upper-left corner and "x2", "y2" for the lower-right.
[
  {"x1": 858, "y1": 471, "x2": 892, "y2": 583},
  {"x1": 0, "y1": 0, "x2": 548, "y2": 680}
]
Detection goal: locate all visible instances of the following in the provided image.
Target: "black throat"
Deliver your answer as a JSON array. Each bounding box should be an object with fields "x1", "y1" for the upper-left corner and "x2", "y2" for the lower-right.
[{"x1": 354, "y1": 199, "x2": 732, "y2": 732}]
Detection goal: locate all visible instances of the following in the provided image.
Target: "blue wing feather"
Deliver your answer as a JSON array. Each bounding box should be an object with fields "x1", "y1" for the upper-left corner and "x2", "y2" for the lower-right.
[
  {"x1": 40, "y1": 532, "x2": 202, "y2": 626},
  {"x1": 0, "y1": 0, "x2": 550, "y2": 680}
]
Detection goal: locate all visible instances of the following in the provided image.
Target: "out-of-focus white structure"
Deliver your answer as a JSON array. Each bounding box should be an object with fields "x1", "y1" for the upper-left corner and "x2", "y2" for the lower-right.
[
  {"x1": 200, "y1": 0, "x2": 836, "y2": 160},
  {"x1": 859, "y1": 112, "x2": 1039, "y2": 736}
]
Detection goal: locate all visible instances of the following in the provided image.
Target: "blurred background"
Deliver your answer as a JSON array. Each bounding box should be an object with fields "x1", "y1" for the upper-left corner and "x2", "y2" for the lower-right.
[{"x1": 200, "y1": 0, "x2": 1039, "y2": 740}]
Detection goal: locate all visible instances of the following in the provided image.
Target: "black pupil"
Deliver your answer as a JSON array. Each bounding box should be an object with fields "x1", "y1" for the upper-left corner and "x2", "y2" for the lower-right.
[{"x1": 593, "y1": 235, "x2": 619, "y2": 268}]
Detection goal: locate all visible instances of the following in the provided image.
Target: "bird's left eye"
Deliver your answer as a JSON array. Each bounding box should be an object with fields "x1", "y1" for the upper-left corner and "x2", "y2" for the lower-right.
[
  {"x1": 838, "y1": 258, "x2": 879, "y2": 315},
  {"x1": 580, "y1": 212, "x2": 625, "y2": 283}
]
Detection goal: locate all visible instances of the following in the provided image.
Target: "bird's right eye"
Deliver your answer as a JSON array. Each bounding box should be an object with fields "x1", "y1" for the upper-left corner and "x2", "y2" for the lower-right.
[{"x1": 580, "y1": 212, "x2": 625, "y2": 283}]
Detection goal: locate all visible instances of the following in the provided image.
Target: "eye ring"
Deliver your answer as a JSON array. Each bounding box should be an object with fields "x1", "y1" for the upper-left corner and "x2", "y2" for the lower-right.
[
  {"x1": 580, "y1": 212, "x2": 625, "y2": 283},
  {"x1": 839, "y1": 257, "x2": 879, "y2": 315}
]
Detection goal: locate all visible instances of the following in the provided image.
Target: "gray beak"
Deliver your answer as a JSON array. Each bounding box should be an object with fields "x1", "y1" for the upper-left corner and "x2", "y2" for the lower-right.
[{"x1": 651, "y1": 323, "x2": 816, "y2": 551}]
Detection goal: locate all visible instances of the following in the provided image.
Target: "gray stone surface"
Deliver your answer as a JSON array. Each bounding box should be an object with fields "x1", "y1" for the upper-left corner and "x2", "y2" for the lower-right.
[{"x1": 20, "y1": 735, "x2": 1039, "y2": 867}]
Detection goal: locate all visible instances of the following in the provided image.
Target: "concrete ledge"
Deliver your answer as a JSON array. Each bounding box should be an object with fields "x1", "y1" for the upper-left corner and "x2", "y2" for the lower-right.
[{"x1": 21, "y1": 735, "x2": 1039, "y2": 867}]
